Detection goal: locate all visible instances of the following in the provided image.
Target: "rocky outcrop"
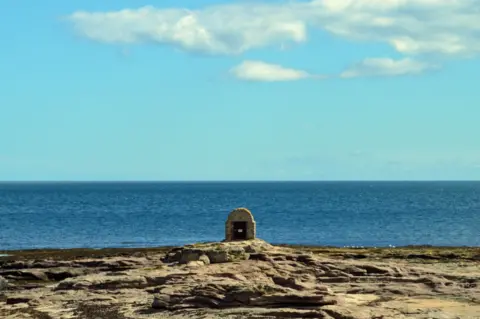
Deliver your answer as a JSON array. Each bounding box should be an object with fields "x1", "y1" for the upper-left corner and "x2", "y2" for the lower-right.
[
  {"x1": 162, "y1": 239, "x2": 270, "y2": 265},
  {"x1": 1, "y1": 241, "x2": 480, "y2": 319}
]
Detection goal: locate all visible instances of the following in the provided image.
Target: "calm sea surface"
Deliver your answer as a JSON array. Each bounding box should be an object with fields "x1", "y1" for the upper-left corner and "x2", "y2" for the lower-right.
[{"x1": 0, "y1": 182, "x2": 479, "y2": 250}]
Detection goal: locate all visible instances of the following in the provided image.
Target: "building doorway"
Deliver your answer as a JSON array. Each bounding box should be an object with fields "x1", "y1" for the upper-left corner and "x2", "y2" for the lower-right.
[{"x1": 232, "y1": 221, "x2": 247, "y2": 240}]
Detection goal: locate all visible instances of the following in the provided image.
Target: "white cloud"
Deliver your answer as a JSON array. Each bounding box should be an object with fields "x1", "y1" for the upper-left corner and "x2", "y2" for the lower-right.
[
  {"x1": 67, "y1": 5, "x2": 308, "y2": 55},
  {"x1": 230, "y1": 60, "x2": 317, "y2": 81},
  {"x1": 231, "y1": 58, "x2": 434, "y2": 81},
  {"x1": 316, "y1": 0, "x2": 480, "y2": 57},
  {"x1": 340, "y1": 57, "x2": 437, "y2": 78},
  {"x1": 66, "y1": 1, "x2": 480, "y2": 57}
]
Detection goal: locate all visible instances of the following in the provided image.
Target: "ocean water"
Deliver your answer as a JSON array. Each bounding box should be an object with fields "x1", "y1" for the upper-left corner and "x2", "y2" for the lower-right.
[{"x1": 0, "y1": 182, "x2": 479, "y2": 250}]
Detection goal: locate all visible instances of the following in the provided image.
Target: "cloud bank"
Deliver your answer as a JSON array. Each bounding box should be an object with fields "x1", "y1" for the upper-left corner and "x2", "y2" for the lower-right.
[
  {"x1": 67, "y1": 0, "x2": 480, "y2": 57},
  {"x1": 66, "y1": 0, "x2": 480, "y2": 80}
]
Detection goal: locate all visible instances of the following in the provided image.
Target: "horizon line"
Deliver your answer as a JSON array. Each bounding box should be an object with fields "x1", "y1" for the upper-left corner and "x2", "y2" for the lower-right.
[{"x1": 1, "y1": 180, "x2": 480, "y2": 183}]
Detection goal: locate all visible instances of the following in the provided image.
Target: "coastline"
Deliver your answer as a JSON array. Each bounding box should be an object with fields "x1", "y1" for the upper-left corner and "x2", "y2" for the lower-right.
[
  {"x1": 1, "y1": 241, "x2": 479, "y2": 318},
  {"x1": 1, "y1": 244, "x2": 479, "y2": 262}
]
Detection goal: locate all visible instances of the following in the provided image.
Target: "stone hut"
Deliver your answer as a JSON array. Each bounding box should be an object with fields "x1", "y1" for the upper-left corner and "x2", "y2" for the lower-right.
[{"x1": 225, "y1": 208, "x2": 256, "y2": 241}]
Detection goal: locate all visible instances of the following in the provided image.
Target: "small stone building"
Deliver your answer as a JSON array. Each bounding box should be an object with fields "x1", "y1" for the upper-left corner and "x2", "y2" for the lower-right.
[{"x1": 225, "y1": 208, "x2": 256, "y2": 241}]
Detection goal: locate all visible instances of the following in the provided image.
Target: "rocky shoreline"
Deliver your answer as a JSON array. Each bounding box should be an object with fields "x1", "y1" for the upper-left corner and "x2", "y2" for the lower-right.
[{"x1": 1, "y1": 240, "x2": 479, "y2": 318}]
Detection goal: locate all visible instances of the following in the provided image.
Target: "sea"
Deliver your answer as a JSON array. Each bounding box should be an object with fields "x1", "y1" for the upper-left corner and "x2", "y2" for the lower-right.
[{"x1": 0, "y1": 182, "x2": 479, "y2": 251}]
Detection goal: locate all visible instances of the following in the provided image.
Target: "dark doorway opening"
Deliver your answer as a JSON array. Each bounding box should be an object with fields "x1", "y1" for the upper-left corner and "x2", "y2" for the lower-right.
[{"x1": 232, "y1": 221, "x2": 247, "y2": 240}]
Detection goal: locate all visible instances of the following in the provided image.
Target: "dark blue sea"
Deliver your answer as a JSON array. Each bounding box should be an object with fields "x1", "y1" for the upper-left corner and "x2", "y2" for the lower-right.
[{"x1": 0, "y1": 182, "x2": 479, "y2": 251}]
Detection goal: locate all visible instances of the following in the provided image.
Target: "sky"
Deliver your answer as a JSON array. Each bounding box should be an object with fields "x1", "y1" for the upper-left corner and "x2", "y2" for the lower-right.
[{"x1": 1, "y1": 0, "x2": 480, "y2": 181}]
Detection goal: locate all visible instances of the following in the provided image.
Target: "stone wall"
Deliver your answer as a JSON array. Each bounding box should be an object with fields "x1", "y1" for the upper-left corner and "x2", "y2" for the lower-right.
[{"x1": 225, "y1": 208, "x2": 256, "y2": 241}]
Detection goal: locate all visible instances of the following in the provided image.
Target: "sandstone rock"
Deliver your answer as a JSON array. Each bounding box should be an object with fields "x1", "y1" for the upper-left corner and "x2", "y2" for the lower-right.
[
  {"x1": 55, "y1": 279, "x2": 88, "y2": 291},
  {"x1": 199, "y1": 254, "x2": 210, "y2": 265},
  {"x1": 0, "y1": 269, "x2": 49, "y2": 281},
  {"x1": 6, "y1": 296, "x2": 31, "y2": 305},
  {"x1": 105, "y1": 272, "x2": 129, "y2": 276},
  {"x1": 150, "y1": 282, "x2": 301, "y2": 310},
  {"x1": 165, "y1": 246, "x2": 249, "y2": 265},
  {"x1": 296, "y1": 254, "x2": 317, "y2": 265},
  {"x1": 0, "y1": 261, "x2": 32, "y2": 270},
  {"x1": 325, "y1": 269, "x2": 353, "y2": 278},
  {"x1": 271, "y1": 276, "x2": 307, "y2": 290},
  {"x1": 250, "y1": 294, "x2": 337, "y2": 307},
  {"x1": 162, "y1": 239, "x2": 272, "y2": 266},
  {"x1": 152, "y1": 294, "x2": 171, "y2": 309},
  {"x1": 223, "y1": 287, "x2": 259, "y2": 305},
  {"x1": 226, "y1": 248, "x2": 249, "y2": 262},
  {"x1": 323, "y1": 307, "x2": 363, "y2": 319},
  {"x1": 102, "y1": 259, "x2": 145, "y2": 271},
  {"x1": 179, "y1": 249, "x2": 204, "y2": 264},
  {"x1": 407, "y1": 254, "x2": 440, "y2": 260},
  {"x1": 32, "y1": 260, "x2": 73, "y2": 268},
  {"x1": 316, "y1": 285, "x2": 333, "y2": 294},
  {"x1": 249, "y1": 253, "x2": 274, "y2": 263},
  {"x1": 243, "y1": 245, "x2": 258, "y2": 253},
  {"x1": 181, "y1": 295, "x2": 223, "y2": 308},
  {"x1": 0, "y1": 276, "x2": 7, "y2": 291},
  {"x1": 72, "y1": 260, "x2": 106, "y2": 267},
  {"x1": 187, "y1": 261, "x2": 206, "y2": 268},
  {"x1": 56, "y1": 275, "x2": 148, "y2": 290},
  {"x1": 16, "y1": 283, "x2": 44, "y2": 290},
  {"x1": 342, "y1": 265, "x2": 368, "y2": 276},
  {"x1": 264, "y1": 310, "x2": 329, "y2": 318},
  {"x1": 191, "y1": 283, "x2": 228, "y2": 301},
  {"x1": 359, "y1": 265, "x2": 392, "y2": 275},
  {"x1": 71, "y1": 258, "x2": 145, "y2": 271},
  {"x1": 45, "y1": 268, "x2": 89, "y2": 281},
  {"x1": 318, "y1": 276, "x2": 351, "y2": 283},
  {"x1": 343, "y1": 253, "x2": 368, "y2": 259},
  {"x1": 163, "y1": 250, "x2": 182, "y2": 263},
  {"x1": 206, "y1": 250, "x2": 229, "y2": 263}
]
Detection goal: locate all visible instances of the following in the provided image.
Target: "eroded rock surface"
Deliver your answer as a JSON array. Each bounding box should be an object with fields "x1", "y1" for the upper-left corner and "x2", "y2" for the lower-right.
[
  {"x1": 0, "y1": 276, "x2": 7, "y2": 292},
  {"x1": 1, "y1": 239, "x2": 479, "y2": 318}
]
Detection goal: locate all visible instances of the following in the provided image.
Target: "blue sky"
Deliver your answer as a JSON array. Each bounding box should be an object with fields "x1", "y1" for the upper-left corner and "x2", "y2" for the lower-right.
[{"x1": 1, "y1": 0, "x2": 480, "y2": 181}]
